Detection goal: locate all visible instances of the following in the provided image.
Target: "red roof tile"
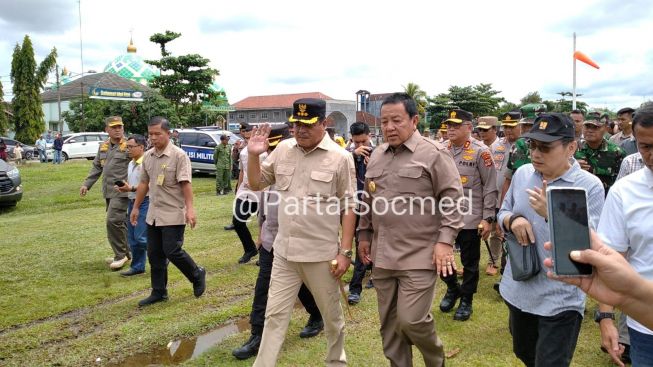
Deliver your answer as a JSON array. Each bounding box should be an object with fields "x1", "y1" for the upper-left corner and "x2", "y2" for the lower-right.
[
  {"x1": 233, "y1": 92, "x2": 333, "y2": 110},
  {"x1": 356, "y1": 111, "x2": 380, "y2": 125}
]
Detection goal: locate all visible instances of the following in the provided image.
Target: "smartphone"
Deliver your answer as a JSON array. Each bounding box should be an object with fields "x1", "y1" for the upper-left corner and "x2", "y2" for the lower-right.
[
  {"x1": 546, "y1": 187, "x2": 592, "y2": 276},
  {"x1": 114, "y1": 180, "x2": 125, "y2": 187}
]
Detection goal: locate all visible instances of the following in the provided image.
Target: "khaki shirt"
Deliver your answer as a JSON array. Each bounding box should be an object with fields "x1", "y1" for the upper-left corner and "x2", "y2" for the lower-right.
[
  {"x1": 258, "y1": 134, "x2": 356, "y2": 262},
  {"x1": 358, "y1": 131, "x2": 464, "y2": 271},
  {"x1": 490, "y1": 137, "x2": 512, "y2": 207},
  {"x1": 141, "y1": 142, "x2": 192, "y2": 226},
  {"x1": 83, "y1": 138, "x2": 130, "y2": 199},
  {"x1": 448, "y1": 138, "x2": 498, "y2": 228}
]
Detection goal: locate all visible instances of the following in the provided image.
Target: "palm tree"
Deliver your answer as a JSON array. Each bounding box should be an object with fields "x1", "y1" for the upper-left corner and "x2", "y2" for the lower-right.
[{"x1": 403, "y1": 82, "x2": 428, "y2": 129}]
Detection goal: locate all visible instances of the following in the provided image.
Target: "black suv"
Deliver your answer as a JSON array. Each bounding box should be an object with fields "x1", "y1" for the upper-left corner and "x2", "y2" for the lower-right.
[{"x1": 0, "y1": 159, "x2": 23, "y2": 206}]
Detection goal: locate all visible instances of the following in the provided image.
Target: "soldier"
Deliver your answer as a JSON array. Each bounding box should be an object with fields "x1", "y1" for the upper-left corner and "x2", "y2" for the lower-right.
[
  {"x1": 439, "y1": 109, "x2": 497, "y2": 321},
  {"x1": 171, "y1": 129, "x2": 182, "y2": 148},
  {"x1": 477, "y1": 116, "x2": 510, "y2": 276},
  {"x1": 575, "y1": 119, "x2": 625, "y2": 195},
  {"x1": 501, "y1": 115, "x2": 532, "y2": 202},
  {"x1": 214, "y1": 135, "x2": 232, "y2": 195},
  {"x1": 80, "y1": 116, "x2": 131, "y2": 270},
  {"x1": 570, "y1": 109, "x2": 585, "y2": 141},
  {"x1": 609, "y1": 107, "x2": 635, "y2": 145}
]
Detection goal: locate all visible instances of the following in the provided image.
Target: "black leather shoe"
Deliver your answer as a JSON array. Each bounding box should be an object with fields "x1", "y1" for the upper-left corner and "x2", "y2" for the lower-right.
[
  {"x1": 120, "y1": 268, "x2": 145, "y2": 277},
  {"x1": 439, "y1": 288, "x2": 461, "y2": 313},
  {"x1": 299, "y1": 318, "x2": 324, "y2": 338},
  {"x1": 238, "y1": 250, "x2": 258, "y2": 264},
  {"x1": 193, "y1": 267, "x2": 206, "y2": 298},
  {"x1": 232, "y1": 334, "x2": 261, "y2": 360},
  {"x1": 348, "y1": 293, "x2": 361, "y2": 305},
  {"x1": 453, "y1": 299, "x2": 473, "y2": 321},
  {"x1": 224, "y1": 224, "x2": 235, "y2": 230},
  {"x1": 138, "y1": 293, "x2": 168, "y2": 307}
]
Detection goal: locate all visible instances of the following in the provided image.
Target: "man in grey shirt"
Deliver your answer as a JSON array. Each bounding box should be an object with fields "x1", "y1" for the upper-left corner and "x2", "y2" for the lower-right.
[{"x1": 498, "y1": 113, "x2": 605, "y2": 367}]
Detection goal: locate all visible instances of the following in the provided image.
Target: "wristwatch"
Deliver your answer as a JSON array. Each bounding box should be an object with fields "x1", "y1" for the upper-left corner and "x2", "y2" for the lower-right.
[
  {"x1": 339, "y1": 247, "x2": 353, "y2": 259},
  {"x1": 484, "y1": 216, "x2": 496, "y2": 224},
  {"x1": 594, "y1": 311, "x2": 615, "y2": 323}
]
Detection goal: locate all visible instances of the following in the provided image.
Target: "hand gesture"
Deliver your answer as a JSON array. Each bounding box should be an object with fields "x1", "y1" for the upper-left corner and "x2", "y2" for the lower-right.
[
  {"x1": 248, "y1": 123, "x2": 271, "y2": 155},
  {"x1": 511, "y1": 216, "x2": 535, "y2": 246},
  {"x1": 526, "y1": 179, "x2": 548, "y2": 219}
]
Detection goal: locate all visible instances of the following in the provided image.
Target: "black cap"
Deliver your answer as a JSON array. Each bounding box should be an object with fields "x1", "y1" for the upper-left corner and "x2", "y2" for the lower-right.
[
  {"x1": 288, "y1": 98, "x2": 326, "y2": 124},
  {"x1": 444, "y1": 109, "x2": 473, "y2": 123},
  {"x1": 617, "y1": 107, "x2": 635, "y2": 115},
  {"x1": 500, "y1": 111, "x2": 522, "y2": 126},
  {"x1": 521, "y1": 113, "x2": 575, "y2": 142},
  {"x1": 268, "y1": 124, "x2": 291, "y2": 147}
]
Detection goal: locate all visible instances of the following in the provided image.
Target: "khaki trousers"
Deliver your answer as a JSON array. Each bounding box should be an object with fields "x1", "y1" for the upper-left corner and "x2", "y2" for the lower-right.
[
  {"x1": 253, "y1": 254, "x2": 346, "y2": 367},
  {"x1": 487, "y1": 223, "x2": 502, "y2": 267},
  {"x1": 106, "y1": 197, "x2": 129, "y2": 260},
  {"x1": 374, "y1": 267, "x2": 444, "y2": 367}
]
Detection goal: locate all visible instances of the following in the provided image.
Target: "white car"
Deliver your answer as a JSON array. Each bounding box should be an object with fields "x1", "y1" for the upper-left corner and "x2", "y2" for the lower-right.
[{"x1": 45, "y1": 133, "x2": 110, "y2": 161}]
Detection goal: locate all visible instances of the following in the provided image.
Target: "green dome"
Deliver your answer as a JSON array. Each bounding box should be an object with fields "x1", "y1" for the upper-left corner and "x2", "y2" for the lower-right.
[
  {"x1": 104, "y1": 44, "x2": 158, "y2": 86},
  {"x1": 209, "y1": 81, "x2": 229, "y2": 105}
]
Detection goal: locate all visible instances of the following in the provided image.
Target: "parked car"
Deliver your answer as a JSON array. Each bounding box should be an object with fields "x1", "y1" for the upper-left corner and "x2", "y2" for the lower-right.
[
  {"x1": 42, "y1": 132, "x2": 109, "y2": 161},
  {"x1": 0, "y1": 137, "x2": 35, "y2": 160},
  {"x1": 177, "y1": 128, "x2": 242, "y2": 173},
  {"x1": 0, "y1": 159, "x2": 23, "y2": 206}
]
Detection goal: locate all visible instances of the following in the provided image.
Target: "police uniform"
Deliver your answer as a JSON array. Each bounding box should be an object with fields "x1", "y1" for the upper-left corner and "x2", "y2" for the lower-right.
[
  {"x1": 82, "y1": 116, "x2": 130, "y2": 264},
  {"x1": 253, "y1": 99, "x2": 356, "y2": 367},
  {"x1": 477, "y1": 117, "x2": 511, "y2": 273},
  {"x1": 214, "y1": 137, "x2": 232, "y2": 194},
  {"x1": 358, "y1": 125, "x2": 464, "y2": 366},
  {"x1": 574, "y1": 120, "x2": 625, "y2": 195},
  {"x1": 439, "y1": 109, "x2": 497, "y2": 321}
]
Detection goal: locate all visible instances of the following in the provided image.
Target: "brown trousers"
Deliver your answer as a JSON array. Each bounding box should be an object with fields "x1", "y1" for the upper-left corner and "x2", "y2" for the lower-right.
[{"x1": 374, "y1": 267, "x2": 444, "y2": 367}]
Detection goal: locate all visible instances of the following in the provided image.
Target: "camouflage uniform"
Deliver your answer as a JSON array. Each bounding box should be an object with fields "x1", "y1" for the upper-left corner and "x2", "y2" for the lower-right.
[
  {"x1": 214, "y1": 142, "x2": 232, "y2": 194},
  {"x1": 504, "y1": 138, "x2": 531, "y2": 180},
  {"x1": 574, "y1": 139, "x2": 625, "y2": 194}
]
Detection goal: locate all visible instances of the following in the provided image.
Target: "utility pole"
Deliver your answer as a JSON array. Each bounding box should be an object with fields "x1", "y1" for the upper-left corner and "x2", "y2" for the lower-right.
[{"x1": 56, "y1": 65, "x2": 62, "y2": 133}]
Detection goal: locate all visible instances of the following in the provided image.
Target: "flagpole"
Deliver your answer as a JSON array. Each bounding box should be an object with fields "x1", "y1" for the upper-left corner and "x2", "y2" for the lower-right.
[{"x1": 572, "y1": 32, "x2": 577, "y2": 110}]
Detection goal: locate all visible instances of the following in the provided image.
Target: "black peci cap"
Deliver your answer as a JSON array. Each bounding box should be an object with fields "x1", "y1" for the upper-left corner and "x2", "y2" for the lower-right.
[
  {"x1": 521, "y1": 113, "x2": 575, "y2": 142},
  {"x1": 288, "y1": 98, "x2": 326, "y2": 124},
  {"x1": 444, "y1": 109, "x2": 473, "y2": 124}
]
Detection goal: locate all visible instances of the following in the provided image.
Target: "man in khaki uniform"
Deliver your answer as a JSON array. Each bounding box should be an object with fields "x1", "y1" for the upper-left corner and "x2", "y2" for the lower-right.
[
  {"x1": 80, "y1": 116, "x2": 131, "y2": 270},
  {"x1": 357, "y1": 93, "x2": 464, "y2": 367},
  {"x1": 247, "y1": 98, "x2": 357, "y2": 367},
  {"x1": 439, "y1": 109, "x2": 497, "y2": 321},
  {"x1": 130, "y1": 116, "x2": 206, "y2": 307},
  {"x1": 478, "y1": 116, "x2": 510, "y2": 276}
]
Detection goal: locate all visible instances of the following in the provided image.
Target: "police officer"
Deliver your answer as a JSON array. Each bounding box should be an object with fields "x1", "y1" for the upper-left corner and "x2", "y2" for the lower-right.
[
  {"x1": 214, "y1": 135, "x2": 232, "y2": 195},
  {"x1": 575, "y1": 119, "x2": 625, "y2": 195},
  {"x1": 80, "y1": 116, "x2": 131, "y2": 270},
  {"x1": 439, "y1": 109, "x2": 497, "y2": 321},
  {"x1": 477, "y1": 116, "x2": 509, "y2": 276}
]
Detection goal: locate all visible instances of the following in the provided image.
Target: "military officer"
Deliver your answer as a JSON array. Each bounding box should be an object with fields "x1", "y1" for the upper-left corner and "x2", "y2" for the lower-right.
[
  {"x1": 439, "y1": 109, "x2": 497, "y2": 321},
  {"x1": 501, "y1": 114, "x2": 531, "y2": 201},
  {"x1": 357, "y1": 93, "x2": 464, "y2": 366},
  {"x1": 214, "y1": 135, "x2": 232, "y2": 195},
  {"x1": 80, "y1": 116, "x2": 131, "y2": 270},
  {"x1": 477, "y1": 116, "x2": 510, "y2": 276},
  {"x1": 575, "y1": 119, "x2": 625, "y2": 194}
]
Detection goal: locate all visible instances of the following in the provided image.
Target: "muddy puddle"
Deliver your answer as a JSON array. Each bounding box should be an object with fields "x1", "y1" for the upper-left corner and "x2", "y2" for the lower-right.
[{"x1": 110, "y1": 318, "x2": 250, "y2": 366}]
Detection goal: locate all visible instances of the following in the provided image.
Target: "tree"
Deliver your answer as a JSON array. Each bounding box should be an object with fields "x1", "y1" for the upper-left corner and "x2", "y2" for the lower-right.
[
  {"x1": 145, "y1": 30, "x2": 219, "y2": 126},
  {"x1": 10, "y1": 35, "x2": 57, "y2": 143},
  {"x1": 403, "y1": 82, "x2": 428, "y2": 131},
  {"x1": 520, "y1": 91, "x2": 542, "y2": 106},
  {"x1": 0, "y1": 82, "x2": 9, "y2": 136},
  {"x1": 63, "y1": 92, "x2": 178, "y2": 134},
  {"x1": 425, "y1": 83, "x2": 505, "y2": 126}
]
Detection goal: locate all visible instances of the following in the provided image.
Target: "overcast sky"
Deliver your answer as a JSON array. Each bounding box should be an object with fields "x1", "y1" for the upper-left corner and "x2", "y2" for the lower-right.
[{"x1": 1, "y1": 0, "x2": 652, "y2": 111}]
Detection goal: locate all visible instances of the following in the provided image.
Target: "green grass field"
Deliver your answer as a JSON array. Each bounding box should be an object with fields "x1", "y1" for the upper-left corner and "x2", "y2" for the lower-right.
[{"x1": 0, "y1": 160, "x2": 617, "y2": 366}]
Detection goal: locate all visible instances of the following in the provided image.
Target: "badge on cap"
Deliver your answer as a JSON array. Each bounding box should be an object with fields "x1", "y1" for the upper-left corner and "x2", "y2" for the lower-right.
[
  {"x1": 369, "y1": 181, "x2": 376, "y2": 193},
  {"x1": 539, "y1": 121, "x2": 548, "y2": 130}
]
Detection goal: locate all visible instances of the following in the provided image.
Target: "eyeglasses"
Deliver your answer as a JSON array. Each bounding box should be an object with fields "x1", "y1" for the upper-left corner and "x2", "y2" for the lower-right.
[
  {"x1": 528, "y1": 140, "x2": 563, "y2": 153},
  {"x1": 126, "y1": 145, "x2": 142, "y2": 149}
]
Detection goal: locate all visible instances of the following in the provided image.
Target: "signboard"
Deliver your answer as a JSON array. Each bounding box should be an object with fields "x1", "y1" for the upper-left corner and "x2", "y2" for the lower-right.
[
  {"x1": 201, "y1": 104, "x2": 236, "y2": 112},
  {"x1": 182, "y1": 146, "x2": 214, "y2": 164},
  {"x1": 89, "y1": 87, "x2": 144, "y2": 102}
]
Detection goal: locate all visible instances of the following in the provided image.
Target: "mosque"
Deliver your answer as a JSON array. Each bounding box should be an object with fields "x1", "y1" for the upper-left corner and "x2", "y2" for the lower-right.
[{"x1": 41, "y1": 37, "x2": 230, "y2": 133}]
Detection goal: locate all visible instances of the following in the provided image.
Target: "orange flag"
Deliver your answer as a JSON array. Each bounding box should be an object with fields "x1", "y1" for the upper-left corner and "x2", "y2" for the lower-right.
[{"x1": 574, "y1": 51, "x2": 600, "y2": 69}]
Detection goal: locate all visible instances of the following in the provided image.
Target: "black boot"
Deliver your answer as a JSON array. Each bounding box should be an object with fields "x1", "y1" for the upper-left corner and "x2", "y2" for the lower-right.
[
  {"x1": 453, "y1": 297, "x2": 473, "y2": 321},
  {"x1": 193, "y1": 267, "x2": 206, "y2": 298},
  {"x1": 232, "y1": 334, "x2": 262, "y2": 360},
  {"x1": 439, "y1": 287, "x2": 461, "y2": 313},
  {"x1": 138, "y1": 292, "x2": 168, "y2": 307},
  {"x1": 299, "y1": 316, "x2": 324, "y2": 338},
  {"x1": 238, "y1": 250, "x2": 258, "y2": 264}
]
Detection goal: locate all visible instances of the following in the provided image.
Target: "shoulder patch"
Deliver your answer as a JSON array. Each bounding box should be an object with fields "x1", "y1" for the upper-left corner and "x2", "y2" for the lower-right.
[{"x1": 481, "y1": 151, "x2": 493, "y2": 167}]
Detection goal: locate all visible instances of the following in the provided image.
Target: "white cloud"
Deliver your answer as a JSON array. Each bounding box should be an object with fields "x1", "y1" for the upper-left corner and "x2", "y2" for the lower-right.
[{"x1": 1, "y1": 0, "x2": 651, "y2": 110}]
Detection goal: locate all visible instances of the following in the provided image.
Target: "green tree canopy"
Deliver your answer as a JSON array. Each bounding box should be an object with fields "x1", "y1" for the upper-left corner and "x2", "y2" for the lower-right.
[
  {"x1": 62, "y1": 92, "x2": 178, "y2": 134},
  {"x1": 145, "y1": 30, "x2": 220, "y2": 127},
  {"x1": 10, "y1": 35, "x2": 57, "y2": 143},
  {"x1": 426, "y1": 83, "x2": 505, "y2": 127},
  {"x1": 403, "y1": 82, "x2": 428, "y2": 131},
  {"x1": 0, "y1": 82, "x2": 9, "y2": 136},
  {"x1": 519, "y1": 91, "x2": 542, "y2": 105}
]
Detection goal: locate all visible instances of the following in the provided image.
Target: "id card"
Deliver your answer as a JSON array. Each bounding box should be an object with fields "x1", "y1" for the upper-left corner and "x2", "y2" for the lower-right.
[{"x1": 156, "y1": 174, "x2": 164, "y2": 186}]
